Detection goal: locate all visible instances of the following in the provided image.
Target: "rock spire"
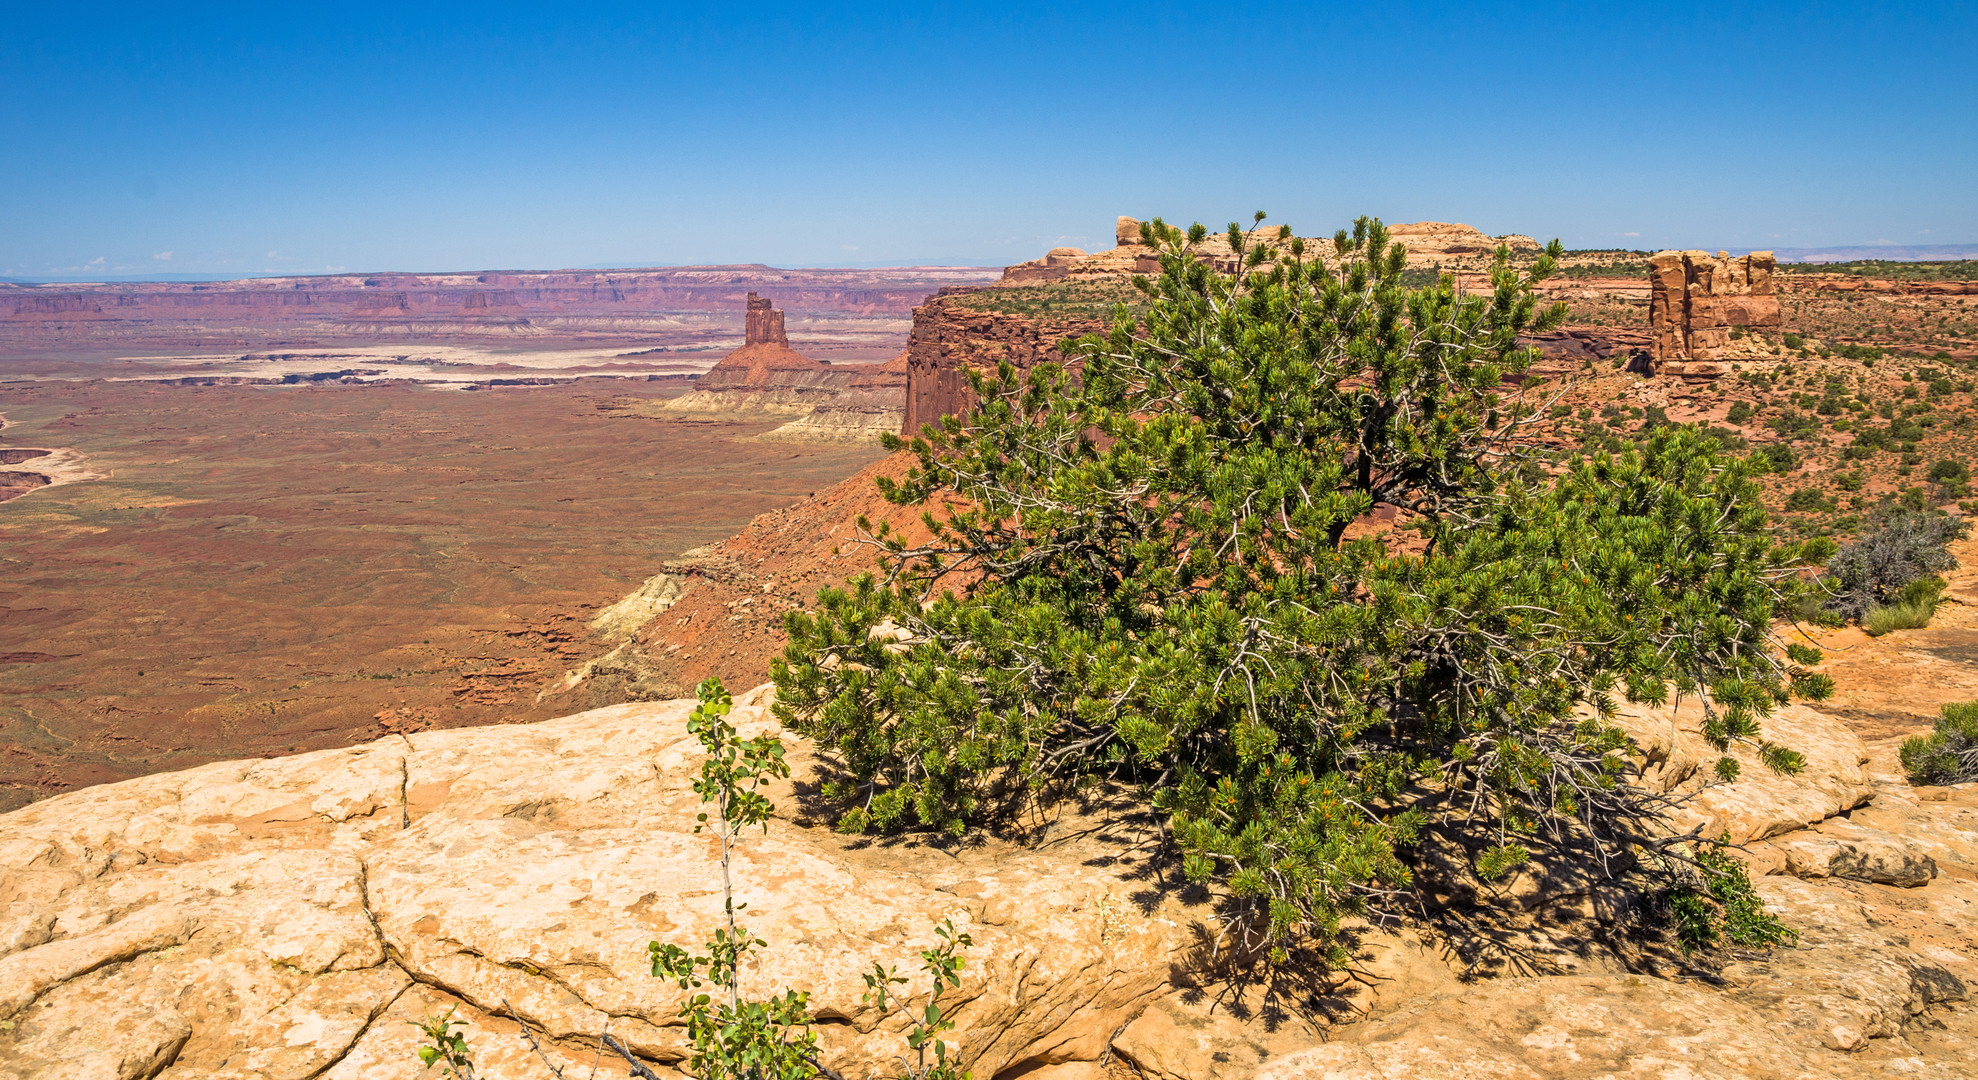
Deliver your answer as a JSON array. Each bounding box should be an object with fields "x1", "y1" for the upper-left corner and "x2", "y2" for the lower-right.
[{"x1": 744, "y1": 291, "x2": 789, "y2": 347}]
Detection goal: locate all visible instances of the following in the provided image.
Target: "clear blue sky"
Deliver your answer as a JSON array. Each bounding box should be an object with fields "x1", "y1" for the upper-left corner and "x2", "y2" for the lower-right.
[{"x1": 3, "y1": 1, "x2": 1972, "y2": 278}]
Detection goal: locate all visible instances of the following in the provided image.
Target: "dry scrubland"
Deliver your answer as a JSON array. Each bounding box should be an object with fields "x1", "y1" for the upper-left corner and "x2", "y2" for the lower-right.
[{"x1": 0, "y1": 380, "x2": 884, "y2": 811}]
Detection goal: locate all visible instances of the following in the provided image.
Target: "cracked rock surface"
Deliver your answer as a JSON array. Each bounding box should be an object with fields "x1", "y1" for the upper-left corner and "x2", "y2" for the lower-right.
[
  {"x1": 1, "y1": 688, "x2": 1975, "y2": 1079},
  {"x1": 0, "y1": 691, "x2": 1191, "y2": 1079}
]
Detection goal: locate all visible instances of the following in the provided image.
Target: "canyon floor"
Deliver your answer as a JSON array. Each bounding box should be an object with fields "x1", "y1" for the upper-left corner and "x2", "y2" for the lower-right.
[{"x1": 0, "y1": 378, "x2": 886, "y2": 812}]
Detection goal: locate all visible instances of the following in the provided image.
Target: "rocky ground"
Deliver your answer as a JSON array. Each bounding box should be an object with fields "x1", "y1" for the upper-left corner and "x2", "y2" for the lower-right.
[{"x1": 3, "y1": 551, "x2": 1976, "y2": 1077}]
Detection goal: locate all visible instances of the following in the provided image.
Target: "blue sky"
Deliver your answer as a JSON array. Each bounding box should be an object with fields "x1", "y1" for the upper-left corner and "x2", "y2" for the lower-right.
[{"x1": 2, "y1": 2, "x2": 1972, "y2": 278}]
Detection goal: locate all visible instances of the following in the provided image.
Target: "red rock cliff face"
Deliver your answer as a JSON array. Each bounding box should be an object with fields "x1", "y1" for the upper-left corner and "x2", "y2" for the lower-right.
[
  {"x1": 899, "y1": 290, "x2": 1628, "y2": 435},
  {"x1": 901, "y1": 289, "x2": 1109, "y2": 435},
  {"x1": 743, "y1": 291, "x2": 789, "y2": 346},
  {"x1": 1648, "y1": 250, "x2": 1782, "y2": 376}
]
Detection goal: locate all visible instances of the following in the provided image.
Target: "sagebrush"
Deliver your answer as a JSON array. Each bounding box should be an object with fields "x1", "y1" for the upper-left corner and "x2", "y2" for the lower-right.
[{"x1": 1901, "y1": 701, "x2": 1978, "y2": 785}]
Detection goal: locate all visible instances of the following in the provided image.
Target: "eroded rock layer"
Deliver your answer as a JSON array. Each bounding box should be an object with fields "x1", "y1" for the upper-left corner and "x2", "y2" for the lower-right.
[
  {"x1": 617, "y1": 294, "x2": 908, "y2": 440},
  {"x1": 1649, "y1": 249, "x2": 1785, "y2": 377}
]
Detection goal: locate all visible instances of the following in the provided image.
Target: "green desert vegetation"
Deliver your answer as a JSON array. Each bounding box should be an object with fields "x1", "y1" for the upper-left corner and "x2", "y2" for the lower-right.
[
  {"x1": 1776, "y1": 259, "x2": 1978, "y2": 282},
  {"x1": 413, "y1": 679, "x2": 975, "y2": 1080},
  {"x1": 775, "y1": 215, "x2": 1821, "y2": 970},
  {"x1": 1822, "y1": 509, "x2": 1968, "y2": 635},
  {"x1": 1900, "y1": 700, "x2": 1978, "y2": 786}
]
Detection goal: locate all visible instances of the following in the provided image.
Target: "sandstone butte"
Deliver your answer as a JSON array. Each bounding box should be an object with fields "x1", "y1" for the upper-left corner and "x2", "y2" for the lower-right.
[
  {"x1": 1649, "y1": 250, "x2": 1785, "y2": 379},
  {"x1": 636, "y1": 293, "x2": 909, "y2": 441}
]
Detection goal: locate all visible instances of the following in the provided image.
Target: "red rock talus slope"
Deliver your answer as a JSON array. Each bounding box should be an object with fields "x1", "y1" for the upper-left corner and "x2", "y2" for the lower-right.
[
  {"x1": 652, "y1": 344, "x2": 910, "y2": 440},
  {"x1": 555, "y1": 452, "x2": 928, "y2": 704}
]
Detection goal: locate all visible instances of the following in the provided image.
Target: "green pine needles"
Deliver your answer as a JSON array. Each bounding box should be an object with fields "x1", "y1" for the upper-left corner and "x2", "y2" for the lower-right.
[{"x1": 772, "y1": 214, "x2": 1828, "y2": 963}]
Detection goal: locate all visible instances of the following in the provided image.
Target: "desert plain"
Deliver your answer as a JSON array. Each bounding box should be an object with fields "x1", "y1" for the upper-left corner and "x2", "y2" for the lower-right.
[{"x1": 0, "y1": 265, "x2": 1003, "y2": 810}]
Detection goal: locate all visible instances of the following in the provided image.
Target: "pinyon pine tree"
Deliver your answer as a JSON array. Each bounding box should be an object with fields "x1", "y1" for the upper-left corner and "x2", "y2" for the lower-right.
[{"x1": 773, "y1": 215, "x2": 1831, "y2": 962}]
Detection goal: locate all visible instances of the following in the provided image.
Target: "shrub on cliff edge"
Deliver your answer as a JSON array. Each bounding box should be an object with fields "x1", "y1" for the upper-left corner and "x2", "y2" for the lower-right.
[{"x1": 774, "y1": 215, "x2": 1827, "y2": 964}]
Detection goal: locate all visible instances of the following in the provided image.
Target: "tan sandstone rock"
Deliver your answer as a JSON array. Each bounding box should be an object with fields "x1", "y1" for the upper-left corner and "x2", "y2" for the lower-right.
[
  {"x1": 1255, "y1": 975, "x2": 1824, "y2": 1080},
  {"x1": 1610, "y1": 702, "x2": 1871, "y2": 845},
  {"x1": 3, "y1": 685, "x2": 1975, "y2": 1079},
  {"x1": 1109, "y1": 991, "x2": 1325, "y2": 1080},
  {"x1": 0, "y1": 694, "x2": 1194, "y2": 1079},
  {"x1": 1649, "y1": 249, "x2": 1783, "y2": 376}
]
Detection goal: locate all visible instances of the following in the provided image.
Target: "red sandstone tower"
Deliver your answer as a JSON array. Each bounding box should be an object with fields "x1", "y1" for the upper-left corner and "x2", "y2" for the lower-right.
[{"x1": 743, "y1": 292, "x2": 788, "y2": 347}]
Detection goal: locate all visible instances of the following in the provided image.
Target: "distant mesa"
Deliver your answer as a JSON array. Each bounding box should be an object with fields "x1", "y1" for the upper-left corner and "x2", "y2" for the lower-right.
[
  {"x1": 1384, "y1": 220, "x2": 1542, "y2": 257},
  {"x1": 999, "y1": 216, "x2": 1541, "y2": 286},
  {"x1": 0, "y1": 266, "x2": 1000, "y2": 358}
]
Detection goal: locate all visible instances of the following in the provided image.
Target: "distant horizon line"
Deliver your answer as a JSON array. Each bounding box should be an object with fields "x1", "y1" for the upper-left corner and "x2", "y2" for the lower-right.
[
  {"x1": 0, "y1": 261, "x2": 1012, "y2": 286},
  {"x1": 5, "y1": 242, "x2": 1974, "y2": 286}
]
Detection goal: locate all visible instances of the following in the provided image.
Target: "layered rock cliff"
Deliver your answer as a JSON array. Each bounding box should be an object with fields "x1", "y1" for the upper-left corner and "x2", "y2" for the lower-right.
[
  {"x1": 0, "y1": 437, "x2": 101, "y2": 504},
  {"x1": 0, "y1": 266, "x2": 1000, "y2": 355},
  {"x1": 1649, "y1": 249, "x2": 1785, "y2": 377},
  {"x1": 902, "y1": 291, "x2": 1110, "y2": 435}
]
